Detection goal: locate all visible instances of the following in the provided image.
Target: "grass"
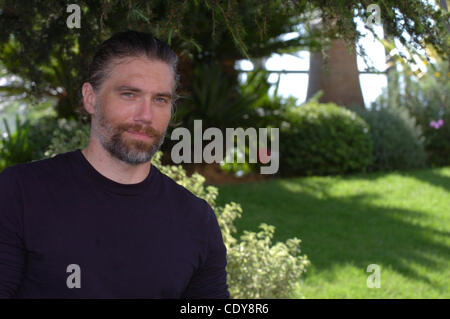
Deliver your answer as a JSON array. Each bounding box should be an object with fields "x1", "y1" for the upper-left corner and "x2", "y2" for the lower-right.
[{"x1": 214, "y1": 166, "x2": 450, "y2": 298}]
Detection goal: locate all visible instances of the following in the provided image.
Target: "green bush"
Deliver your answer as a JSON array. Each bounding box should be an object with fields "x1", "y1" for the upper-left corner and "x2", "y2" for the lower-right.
[
  {"x1": 171, "y1": 62, "x2": 260, "y2": 134},
  {"x1": 44, "y1": 121, "x2": 311, "y2": 298},
  {"x1": 27, "y1": 115, "x2": 62, "y2": 160},
  {"x1": 422, "y1": 111, "x2": 450, "y2": 166},
  {"x1": 238, "y1": 68, "x2": 296, "y2": 129},
  {"x1": 0, "y1": 114, "x2": 33, "y2": 172},
  {"x1": 43, "y1": 118, "x2": 90, "y2": 159},
  {"x1": 279, "y1": 101, "x2": 373, "y2": 177},
  {"x1": 375, "y1": 57, "x2": 450, "y2": 167},
  {"x1": 0, "y1": 114, "x2": 84, "y2": 172},
  {"x1": 401, "y1": 63, "x2": 450, "y2": 166},
  {"x1": 349, "y1": 106, "x2": 427, "y2": 172},
  {"x1": 171, "y1": 64, "x2": 293, "y2": 176}
]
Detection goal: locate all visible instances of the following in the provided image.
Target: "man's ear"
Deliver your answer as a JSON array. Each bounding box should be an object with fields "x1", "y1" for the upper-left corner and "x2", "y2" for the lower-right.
[{"x1": 82, "y1": 82, "x2": 96, "y2": 115}]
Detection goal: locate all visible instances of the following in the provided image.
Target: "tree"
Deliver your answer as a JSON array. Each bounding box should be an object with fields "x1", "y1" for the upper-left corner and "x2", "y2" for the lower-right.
[
  {"x1": 306, "y1": 21, "x2": 365, "y2": 108},
  {"x1": 306, "y1": 0, "x2": 449, "y2": 108},
  {"x1": 0, "y1": 0, "x2": 448, "y2": 118}
]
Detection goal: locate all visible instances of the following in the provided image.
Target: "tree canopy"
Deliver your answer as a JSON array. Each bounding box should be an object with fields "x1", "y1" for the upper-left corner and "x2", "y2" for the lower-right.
[{"x1": 0, "y1": 0, "x2": 448, "y2": 118}]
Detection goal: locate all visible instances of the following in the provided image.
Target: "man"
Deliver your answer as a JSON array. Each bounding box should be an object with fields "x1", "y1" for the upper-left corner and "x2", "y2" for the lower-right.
[{"x1": 0, "y1": 31, "x2": 230, "y2": 298}]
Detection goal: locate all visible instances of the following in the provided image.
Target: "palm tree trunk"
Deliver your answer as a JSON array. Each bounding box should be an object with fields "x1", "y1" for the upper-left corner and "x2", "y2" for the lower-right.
[{"x1": 307, "y1": 36, "x2": 365, "y2": 108}]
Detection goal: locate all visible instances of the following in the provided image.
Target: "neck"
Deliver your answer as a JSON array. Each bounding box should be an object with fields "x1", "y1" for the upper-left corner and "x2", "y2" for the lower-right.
[{"x1": 81, "y1": 140, "x2": 151, "y2": 185}]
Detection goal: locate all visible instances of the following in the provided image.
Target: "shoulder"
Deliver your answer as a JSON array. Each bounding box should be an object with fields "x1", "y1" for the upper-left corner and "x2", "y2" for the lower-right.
[
  {"x1": 0, "y1": 150, "x2": 76, "y2": 187},
  {"x1": 0, "y1": 165, "x2": 20, "y2": 190}
]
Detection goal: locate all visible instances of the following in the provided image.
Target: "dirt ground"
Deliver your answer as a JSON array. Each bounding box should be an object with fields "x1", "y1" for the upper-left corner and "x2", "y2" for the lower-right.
[
  {"x1": 159, "y1": 150, "x2": 274, "y2": 185},
  {"x1": 182, "y1": 162, "x2": 272, "y2": 186}
]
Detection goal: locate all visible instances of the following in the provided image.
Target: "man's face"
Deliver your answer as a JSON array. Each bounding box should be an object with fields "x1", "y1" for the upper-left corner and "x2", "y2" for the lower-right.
[{"x1": 90, "y1": 56, "x2": 174, "y2": 165}]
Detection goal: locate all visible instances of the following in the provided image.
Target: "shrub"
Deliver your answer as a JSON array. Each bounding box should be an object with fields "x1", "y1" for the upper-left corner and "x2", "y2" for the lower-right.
[
  {"x1": 0, "y1": 115, "x2": 87, "y2": 172},
  {"x1": 43, "y1": 118, "x2": 90, "y2": 159},
  {"x1": 279, "y1": 101, "x2": 373, "y2": 177},
  {"x1": 375, "y1": 55, "x2": 450, "y2": 167},
  {"x1": 0, "y1": 114, "x2": 33, "y2": 172},
  {"x1": 26, "y1": 115, "x2": 62, "y2": 160},
  {"x1": 349, "y1": 106, "x2": 427, "y2": 172},
  {"x1": 401, "y1": 63, "x2": 450, "y2": 166},
  {"x1": 44, "y1": 122, "x2": 311, "y2": 298},
  {"x1": 422, "y1": 111, "x2": 450, "y2": 166},
  {"x1": 171, "y1": 62, "x2": 260, "y2": 136}
]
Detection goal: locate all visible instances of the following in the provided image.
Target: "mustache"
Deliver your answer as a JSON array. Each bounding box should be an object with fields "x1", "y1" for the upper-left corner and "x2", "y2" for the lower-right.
[{"x1": 120, "y1": 124, "x2": 162, "y2": 138}]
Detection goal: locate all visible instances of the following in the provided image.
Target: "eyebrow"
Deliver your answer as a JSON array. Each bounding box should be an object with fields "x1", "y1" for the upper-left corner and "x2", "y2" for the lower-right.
[{"x1": 114, "y1": 85, "x2": 173, "y2": 99}]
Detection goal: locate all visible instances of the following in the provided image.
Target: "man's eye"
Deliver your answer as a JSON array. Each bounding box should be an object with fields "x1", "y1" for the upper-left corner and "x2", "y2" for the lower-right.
[
  {"x1": 156, "y1": 97, "x2": 167, "y2": 103},
  {"x1": 122, "y1": 92, "x2": 135, "y2": 98}
]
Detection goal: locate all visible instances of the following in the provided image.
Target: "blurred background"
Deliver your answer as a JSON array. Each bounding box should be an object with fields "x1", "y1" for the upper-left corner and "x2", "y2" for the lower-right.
[{"x1": 0, "y1": 0, "x2": 449, "y2": 298}]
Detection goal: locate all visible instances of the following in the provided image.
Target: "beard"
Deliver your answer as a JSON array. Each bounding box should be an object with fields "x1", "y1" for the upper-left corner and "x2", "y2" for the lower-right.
[{"x1": 91, "y1": 101, "x2": 167, "y2": 165}]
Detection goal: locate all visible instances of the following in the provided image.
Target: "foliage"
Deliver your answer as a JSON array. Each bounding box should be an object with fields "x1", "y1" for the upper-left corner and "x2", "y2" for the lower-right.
[
  {"x1": 219, "y1": 144, "x2": 254, "y2": 176},
  {"x1": 43, "y1": 122, "x2": 310, "y2": 299},
  {"x1": 349, "y1": 105, "x2": 427, "y2": 172},
  {"x1": 0, "y1": 0, "x2": 312, "y2": 118},
  {"x1": 220, "y1": 69, "x2": 298, "y2": 176},
  {"x1": 185, "y1": 64, "x2": 299, "y2": 177},
  {"x1": 279, "y1": 100, "x2": 373, "y2": 177},
  {"x1": 0, "y1": 111, "x2": 67, "y2": 171},
  {"x1": 402, "y1": 61, "x2": 450, "y2": 167},
  {"x1": 0, "y1": 0, "x2": 448, "y2": 118},
  {"x1": 26, "y1": 115, "x2": 62, "y2": 160},
  {"x1": 239, "y1": 69, "x2": 298, "y2": 129},
  {"x1": 225, "y1": 222, "x2": 309, "y2": 298},
  {"x1": 43, "y1": 119, "x2": 90, "y2": 159},
  {"x1": 373, "y1": 49, "x2": 450, "y2": 167},
  {"x1": 0, "y1": 114, "x2": 33, "y2": 171},
  {"x1": 172, "y1": 62, "x2": 259, "y2": 132},
  {"x1": 170, "y1": 64, "x2": 288, "y2": 175}
]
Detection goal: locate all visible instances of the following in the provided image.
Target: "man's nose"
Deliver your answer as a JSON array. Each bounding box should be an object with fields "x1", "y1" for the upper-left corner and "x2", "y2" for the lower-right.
[{"x1": 133, "y1": 97, "x2": 154, "y2": 123}]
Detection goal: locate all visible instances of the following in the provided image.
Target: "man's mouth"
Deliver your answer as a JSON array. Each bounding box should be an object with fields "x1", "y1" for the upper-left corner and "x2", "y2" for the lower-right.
[{"x1": 126, "y1": 130, "x2": 152, "y2": 140}]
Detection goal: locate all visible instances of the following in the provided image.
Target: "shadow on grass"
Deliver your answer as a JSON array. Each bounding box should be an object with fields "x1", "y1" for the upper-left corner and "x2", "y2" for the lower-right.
[
  {"x1": 216, "y1": 170, "x2": 450, "y2": 292},
  {"x1": 341, "y1": 166, "x2": 450, "y2": 193},
  {"x1": 397, "y1": 167, "x2": 450, "y2": 193}
]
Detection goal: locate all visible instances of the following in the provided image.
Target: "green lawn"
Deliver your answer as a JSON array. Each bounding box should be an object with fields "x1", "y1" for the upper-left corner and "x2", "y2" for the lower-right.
[{"x1": 214, "y1": 166, "x2": 450, "y2": 298}]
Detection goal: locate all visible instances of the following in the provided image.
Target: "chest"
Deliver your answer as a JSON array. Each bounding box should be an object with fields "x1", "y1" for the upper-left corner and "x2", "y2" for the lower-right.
[{"x1": 21, "y1": 193, "x2": 200, "y2": 298}]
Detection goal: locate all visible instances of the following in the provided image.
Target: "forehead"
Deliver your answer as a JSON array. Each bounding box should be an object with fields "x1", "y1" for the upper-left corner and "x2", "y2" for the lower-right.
[{"x1": 105, "y1": 56, "x2": 174, "y2": 92}]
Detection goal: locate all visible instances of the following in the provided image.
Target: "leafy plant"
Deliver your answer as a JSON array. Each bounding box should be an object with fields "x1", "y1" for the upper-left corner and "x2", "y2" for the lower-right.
[
  {"x1": 279, "y1": 100, "x2": 373, "y2": 177},
  {"x1": 172, "y1": 62, "x2": 260, "y2": 132},
  {"x1": 0, "y1": 114, "x2": 33, "y2": 171},
  {"x1": 349, "y1": 105, "x2": 427, "y2": 172},
  {"x1": 26, "y1": 115, "x2": 61, "y2": 160},
  {"x1": 219, "y1": 142, "x2": 254, "y2": 176},
  {"x1": 43, "y1": 118, "x2": 90, "y2": 158},
  {"x1": 373, "y1": 48, "x2": 450, "y2": 167},
  {"x1": 169, "y1": 63, "x2": 274, "y2": 175},
  {"x1": 239, "y1": 68, "x2": 298, "y2": 129}
]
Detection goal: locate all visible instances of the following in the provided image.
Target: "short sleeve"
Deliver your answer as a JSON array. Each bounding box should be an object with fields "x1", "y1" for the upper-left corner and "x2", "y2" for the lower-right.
[
  {"x1": 0, "y1": 167, "x2": 26, "y2": 298},
  {"x1": 181, "y1": 201, "x2": 230, "y2": 299}
]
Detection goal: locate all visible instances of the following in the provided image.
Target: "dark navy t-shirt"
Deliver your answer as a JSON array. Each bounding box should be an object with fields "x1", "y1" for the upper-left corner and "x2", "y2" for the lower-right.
[{"x1": 0, "y1": 149, "x2": 229, "y2": 298}]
